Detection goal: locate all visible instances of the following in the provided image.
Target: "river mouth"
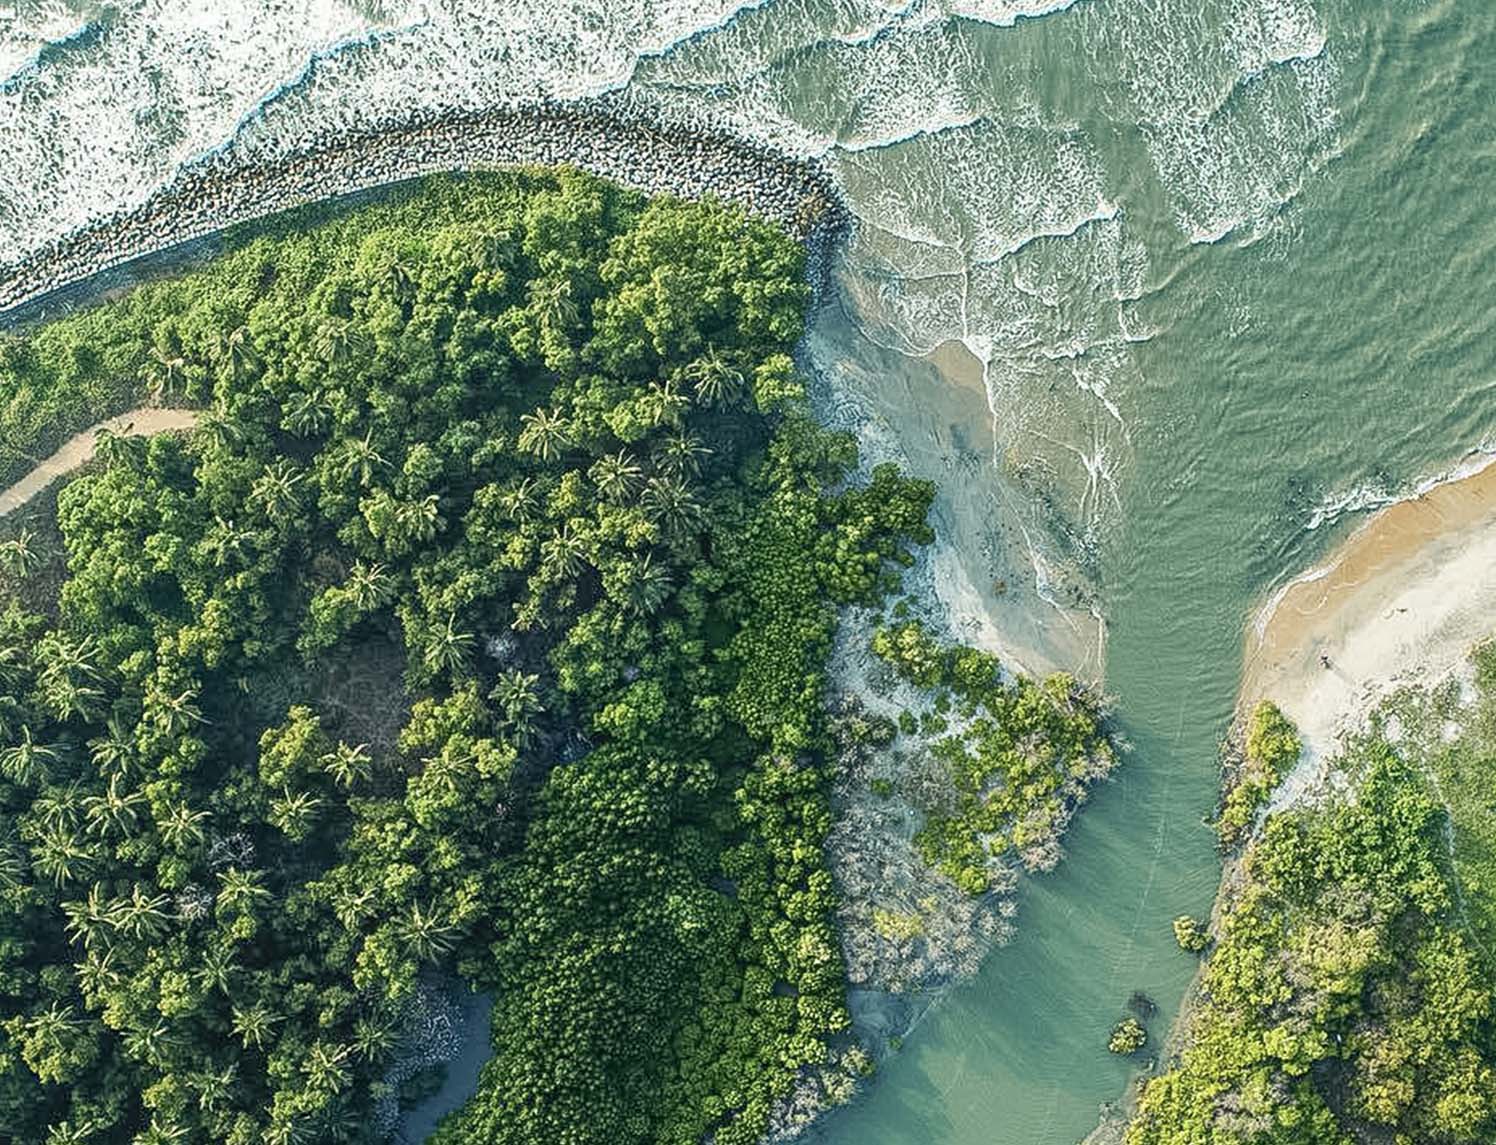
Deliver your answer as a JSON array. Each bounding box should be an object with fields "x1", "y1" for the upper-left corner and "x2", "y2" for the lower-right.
[{"x1": 4, "y1": 2, "x2": 1496, "y2": 1143}]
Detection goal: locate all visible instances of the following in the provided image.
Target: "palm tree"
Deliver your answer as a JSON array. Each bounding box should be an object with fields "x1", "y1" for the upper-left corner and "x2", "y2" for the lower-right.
[
  {"x1": 517, "y1": 406, "x2": 571, "y2": 462},
  {"x1": 589, "y1": 450, "x2": 643, "y2": 505},
  {"x1": 199, "y1": 407, "x2": 246, "y2": 451},
  {"x1": 231, "y1": 1001, "x2": 281, "y2": 1050},
  {"x1": 346, "y1": 561, "x2": 395, "y2": 611},
  {"x1": 40, "y1": 674, "x2": 105, "y2": 724},
  {"x1": 423, "y1": 615, "x2": 475, "y2": 678},
  {"x1": 336, "y1": 431, "x2": 390, "y2": 488},
  {"x1": 88, "y1": 716, "x2": 136, "y2": 778},
  {"x1": 352, "y1": 1013, "x2": 398, "y2": 1063},
  {"x1": 1, "y1": 726, "x2": 62, "y2": 785},
  {"x1": 251, "y1": 460, "x2": 305, "y2": 525},
  {"x1": 619, "y1": 552, "x2": 673, "y2": 617},
  {"x1": 283, "y1": 389, "x2": 333, "y2": 438},
  {"x1": 144, "y1": 346, "x2": 187, "y2": 401},
  {"x1": 132, "y1": 1116, "x2": 189, "y2": 1144},
  {"x1": 539, "y1": 524, "x2": 587, "y2": 582},
  {"x1": 498, "y1": 476, "x2": 543, "y2": 523},
  {"x1": 269, "y1": 787, "x2": 322, "y2": 841},
  {"x1": 655, "y1": 430, "x2": 712, "y2": 479},
  {"x1": 158, "y1": 801, "x2": 210, "y2": 851},
  {"x1": 0, "y1": 529, "x2": 44, "y2": 579},
  {"x1": 383, "y1": 257, "x2": 417, "y2": 302},
  {"x1": 0, "y1": 637, "x2": 28, "y2": 689},
  {"x1": 217, "y1": 867, "x2": 271, "y2": 914},
  {"x1": 683, "y1": 345, "x2": 744, "y2": 408},
  {"x1": 121, "y1": 1020, "x2": 175, "y2": 1066},
  {"x1": 37, "y1": 633, "x2": 106, "y2": 722},
  {"x1": 473, "y1": 230, "x2": 509, "y2": 273},
  {"x1": 195, "y1": 944, "x2": 237, "y2": 997},
  {"x1": 641, "y1": 380, "x2": 689, "y2": 430},
  {"x1": 206, "y1": 515, "x2": 256, "y2": 568},
  {"x1": 94, "y1": 427, "x2": 145, "y2": 471},
  {"x1": 44, "y1": 1118, "x2": 99, "y2": 1145},
  {"x1": 61, "y1": 883, "x2": 113, "y2": 950},
  {"x1": 31, "y1": 826, "x2": 93, "y2": 887},
  {"x1": 191, "y1": 1061, "x2": 238, "y2": 1114},
  {"x1": 75, "y1": 948, "x2": 122, "y2": 997},
  {"x1": 149, "y1": 686, "x2": 204, "y2": 737},
  {"x1": 32, "y1": 781, "x2": 82, "y2": 833},
  {"x1": 116, "y1": 884, "x2": 173, "y2": 940},
  {"x1": 314, "y1": 319, "x2": 371, "y2": 367},
  {"x1": 303, "y1": 1040, "x2": 352, "y2": 1095},
  {"x1": 82, "y1": 774, "x2": 147, "y2": 839},
  {"x1": 490, "y1": 670, "x2": 543, "y2": 737},
  {"x1": 214, "y1": 323, "x2": 259, "y2": 382},
  {"x1": 321, "y1": 742, "x2": 371, "y2": 789},
  {"x1": 0, "y1": 843, "x2": 26, "y2": 891},
  {"x1": 333, "y1": 886, "x2": 376, "y2": 932},
  {"x1": 396, "y1": 901, "x2": 459, "y2": 963},
  {"x1": 642, "y1": 476, "x2": 703, "y2": 539},
  {"x1": 395, "y1": 494, "x2": 442, "y2": 545},
  {"x1": 534, "y1": 277, "x2": 580, "y2": 333}
]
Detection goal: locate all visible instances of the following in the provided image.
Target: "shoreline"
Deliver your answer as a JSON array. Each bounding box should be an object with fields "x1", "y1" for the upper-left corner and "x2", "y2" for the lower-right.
[
  {"x1": 0, "y1": 96, "x2": 846, "y2": 323},
  {"x1": 1240, "y1": 446, "x2": 1496, "y2": 787}
]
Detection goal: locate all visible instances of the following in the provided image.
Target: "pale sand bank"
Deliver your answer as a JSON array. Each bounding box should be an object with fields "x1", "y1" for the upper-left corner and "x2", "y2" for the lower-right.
[
  {"x1": 0, "y1": 408, "x2": 200, "y2": 518},
  {"x1": 1241, "y1": 450, "x2": 1496, "y2": 771},
  {"x1": 809, "y1": 298, "x2": 1104, "y2": 683}
]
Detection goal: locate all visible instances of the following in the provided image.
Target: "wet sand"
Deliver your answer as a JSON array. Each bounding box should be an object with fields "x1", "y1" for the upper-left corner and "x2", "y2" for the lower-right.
[
  {"x1": 809, "y1": 299, "x2": 1104, "y2": 683},
  {"x1": 0, "y1": 408, "x2": 200, "y2": 518},
  {"x1": 1241, "y1": 451, "x2": 1496, "y2": 767}
]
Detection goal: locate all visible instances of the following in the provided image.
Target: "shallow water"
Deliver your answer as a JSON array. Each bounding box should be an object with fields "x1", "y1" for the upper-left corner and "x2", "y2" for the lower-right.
[{"x1": 3, "y1": 1, "x2": 1495, "y2": 1142}]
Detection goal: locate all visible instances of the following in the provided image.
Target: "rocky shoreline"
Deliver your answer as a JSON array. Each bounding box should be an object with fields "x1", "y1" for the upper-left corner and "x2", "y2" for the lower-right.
[{"x1": 0, "y1": 96, "x2": 848, "y2": 320}]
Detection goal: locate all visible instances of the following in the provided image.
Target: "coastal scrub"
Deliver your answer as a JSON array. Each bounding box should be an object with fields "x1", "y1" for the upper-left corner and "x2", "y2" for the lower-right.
[
  {"x1": 0, "y1": 170, "x2": 934, "y2": 1145},
  {"x1": 1131, "y1": 704, "x2": 1496, "y2": 1144},
  {"x1": 1217, "y1": 699, "x2": 1300, "y2": 846}
]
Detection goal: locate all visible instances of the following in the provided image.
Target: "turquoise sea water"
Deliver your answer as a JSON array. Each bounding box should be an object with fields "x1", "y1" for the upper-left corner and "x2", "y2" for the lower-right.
[
  {"x1": 814, "y1": 3, "x2": 1496, "y2": 1141},
  {"x1": 3, "y1": 2, "x2": 1495, "y2": 1143}
]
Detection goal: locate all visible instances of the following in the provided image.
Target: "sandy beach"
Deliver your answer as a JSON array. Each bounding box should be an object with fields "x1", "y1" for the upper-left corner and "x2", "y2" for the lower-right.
[{"x1": 1241, "y1": 450, "x2": 1496, "y2": 769}]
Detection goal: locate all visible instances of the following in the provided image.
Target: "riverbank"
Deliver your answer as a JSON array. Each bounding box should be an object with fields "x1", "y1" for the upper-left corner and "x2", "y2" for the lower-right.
[
  {"x1": 1240, "y1": 449, "x2": 1496, "y2": 777},
  {"x1": 0, "y1": 407, "x2": 200, "y2": 518},
  {"x1": 0, "y1": 97, "x2": 844, "y2": 322}
]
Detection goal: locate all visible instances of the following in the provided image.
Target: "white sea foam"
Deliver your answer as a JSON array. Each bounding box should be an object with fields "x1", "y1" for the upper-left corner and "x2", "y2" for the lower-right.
[
  {"x1": 946, "y1": 0, "x2": 1083, "y2": 28},
  {"x1": 0, "y1": 0, "x2": 1348, "y2": 679},
  {"x1": 1307, "y1": 448, "x2": 1496, "y2": 532},
  {"x1": 0, "y1": 3, "x2": 97, "y2": 88}
]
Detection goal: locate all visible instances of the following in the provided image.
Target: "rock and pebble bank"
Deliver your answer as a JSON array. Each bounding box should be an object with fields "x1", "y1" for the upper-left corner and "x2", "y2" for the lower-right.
[{"x1": 0, "y1": 96, "x2": 848, "y2": 320}]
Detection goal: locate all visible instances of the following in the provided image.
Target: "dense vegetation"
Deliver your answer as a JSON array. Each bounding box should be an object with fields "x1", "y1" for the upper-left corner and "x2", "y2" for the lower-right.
[
  {"x1": 0, "y1": 171, "x2": 940, "y2": 1144},
  {"x1": 1131, "y1": 695, "x2": 1496, "y2": 1144},
  {"x1": 1216, "y1": 700, "x2": 1300, "y2": 847},
  {"x1": 869, "y1": 618, "x2": 1113, "y2": 894}
]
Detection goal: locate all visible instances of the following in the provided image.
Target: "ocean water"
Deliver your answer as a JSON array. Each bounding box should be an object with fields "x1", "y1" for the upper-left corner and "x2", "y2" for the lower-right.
[{"x1": 3, "y1": 1, "x2": 1494, "y2": 1142}]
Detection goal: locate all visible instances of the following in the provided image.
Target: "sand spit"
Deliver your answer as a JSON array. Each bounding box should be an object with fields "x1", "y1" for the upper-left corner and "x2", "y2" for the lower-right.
[
  {"x1": 1241, "y1": 450, "x2": 1496, "y2": 769},
  {"x1": 806, "y1": 304, "x2": 1104, "y2": 684},
  {"x1": 0, "y1": 97, "x2": 845, "y2": 319},
  {"x1": 0, "y1": 408, "x2": 200, "y2": 519}
]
